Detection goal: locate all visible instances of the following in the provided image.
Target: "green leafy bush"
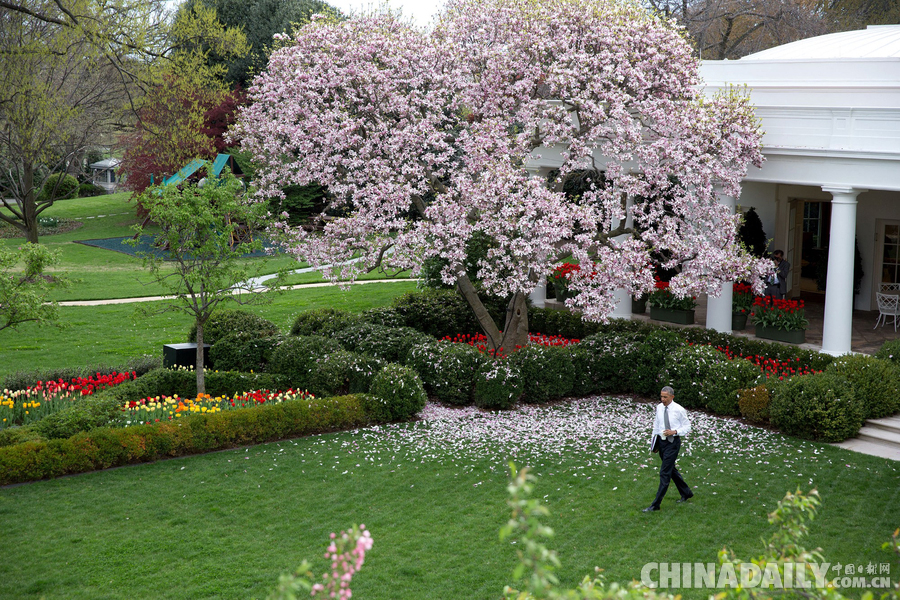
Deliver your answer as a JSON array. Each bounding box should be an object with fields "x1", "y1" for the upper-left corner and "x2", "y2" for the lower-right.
[
  {"x1": 508, "y1": 345, "x2": 574, "y2": 404},
  {"x1": 701, "y1": 358, "x2": 763, "y2": 416},
  {"x1": 268, "y1": 336, "x2": 343, "y2": 389},
  {"x1": 290, "y1": 308, "x2": 362, "y2": 337},
  {"x1": 365, "y1": 364, "x2": 427, "y2": 421},
  {"x1": 77, "y1": 182, "x2": 105, "y2": 197},
  {"x1": 0, "y1": 425, "x2": 44, "y2": 448},
  {"x1": 738, "y1": 385, "x2": 771, "y2": 423},
  {"x1": 334, "y1": 322, "x2": 433, "y2": 363},
  {"x1": 633, "y1": 330, "x2": 685, "y2": 395},
  {"x1": 575, "y1": 331, "x2": 644, "y2": 394},
  {"x1": 769, "y1": 371, "x2": 865, "y2": 442},
  {"x1": 658, "y1": 345, "x2": 727, "y2": 409},
  {"x1": 874, "y1": 339, "x2": 900, "y2": 364},
  {"x1": 32, "y1": 393, "x2": 124, "y2": 440},
  {"x1": 0, "y1": 394, "x2": 372, "y2": 485},
  {"x1": 188, "y1": 309, "x2": 278, "y2": 345},
  {"x1": 307, "y1": 351, "x2": 356, "y2": 397},
  {"x1": 406, "y1": 341, "x2": 485, "y2": 405},
  {"x1": 360, "y1": 306, "x2": 404, "y2": 328},
  {"x1": 390, "y1": 288, "x2": 509, "y2": 339},
  {"x1": 528, "y1": 307, "x2": 604, "y2": 340},
  {"x1": 40, "y1": 173, "x2": 79, "y2": 201},
  {"x1": 473, "y1": 360, "x2": 523, "y2": 410},
  {"x1": 825, "y1": 355, "x2": 900, "y2": 419},
  {"x1": 210, "y1": 333, "x2": 282, "y2": 373}
]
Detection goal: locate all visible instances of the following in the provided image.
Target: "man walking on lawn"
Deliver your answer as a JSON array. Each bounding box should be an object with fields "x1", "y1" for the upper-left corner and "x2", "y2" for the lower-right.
[{"x1": 643, "y1": 386, "x2": 693, "y2": 512}]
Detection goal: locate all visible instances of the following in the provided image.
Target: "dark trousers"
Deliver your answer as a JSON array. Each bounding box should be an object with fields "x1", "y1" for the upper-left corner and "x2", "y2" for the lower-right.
[{"x1": 651, "y1": 436, "x2": 691, "y2": 508}]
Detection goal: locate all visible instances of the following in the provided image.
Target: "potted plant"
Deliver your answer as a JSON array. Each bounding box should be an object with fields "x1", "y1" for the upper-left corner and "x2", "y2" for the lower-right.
[
  {"x1": 732, "y1": 282, "x2": 754, "y2": 330},
  {"x1": 648, "y1": 277, "x2": 696, "y2": 324},
  {"x1": 750, "y1": 296, "x2": 809, "y2": 344},
  {"x1": 632, "y1": 293, "x2": 648, "y2": 314},
  {"x1": 551, "y1": 262, "x2": 579, "y2": 302}
]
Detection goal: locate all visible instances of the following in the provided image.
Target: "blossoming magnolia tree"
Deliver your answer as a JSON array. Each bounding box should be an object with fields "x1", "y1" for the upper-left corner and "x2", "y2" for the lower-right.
[{"x1": 234, "y1": 0, "x2": 770, "y2": 353}]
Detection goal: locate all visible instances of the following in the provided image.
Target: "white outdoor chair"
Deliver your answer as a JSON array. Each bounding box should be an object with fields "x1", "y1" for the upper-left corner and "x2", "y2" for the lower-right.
[
  {"x1": 875, "y1": 292, "x2": 900, "y2": 332},
  {"x1": 880, "y1": 283, "x2": 900, "y2": 294}
]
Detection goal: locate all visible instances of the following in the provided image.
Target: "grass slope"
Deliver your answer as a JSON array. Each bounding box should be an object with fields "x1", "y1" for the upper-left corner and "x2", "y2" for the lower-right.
[{"x1": 0, "y1": 399, "x2": 896, "y2": 599}]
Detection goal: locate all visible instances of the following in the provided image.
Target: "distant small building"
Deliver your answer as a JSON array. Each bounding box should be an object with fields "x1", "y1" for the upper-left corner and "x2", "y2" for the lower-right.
[{"x1": 88, "y1": 158, "x2": 122, "y2": 192}]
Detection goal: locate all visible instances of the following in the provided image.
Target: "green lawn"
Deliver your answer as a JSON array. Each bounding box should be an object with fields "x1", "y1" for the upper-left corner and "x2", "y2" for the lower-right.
[
  {"x1": 0, "y1": 398, "x2": 896, "y2": 599},
  {"x1": 0, "y1": 281, "x2": 418, "y2": 381}
]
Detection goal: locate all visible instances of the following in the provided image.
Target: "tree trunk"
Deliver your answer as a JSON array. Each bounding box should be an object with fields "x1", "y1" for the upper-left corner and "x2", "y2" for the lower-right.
[
  {"x1": 456, "y1": 274, "x2": 530, "y2": 355},
  {"x1": 23, "y1": 164, "x2": 39, "y2": 244},
  {"x1": 195, "y1": 319, "x2": 206, "y2": 395}
]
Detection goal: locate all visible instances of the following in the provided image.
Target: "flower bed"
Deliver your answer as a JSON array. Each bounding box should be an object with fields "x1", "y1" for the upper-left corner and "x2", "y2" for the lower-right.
[
  {"x1": 698, "y1": 343, "x2": 822, "y2": 379},
  {"x1": 1, "y1": 372, "x2": 137, "y2": 429},
  {"x1": 648, "y1": 277, "x2": 696, "y2": 310},
  {"x1": 120, "y1": 389, "x2": 316, "y2": 426},
  {"x1": 441, "y1": 332, "x2": 579, "y2": 358}
]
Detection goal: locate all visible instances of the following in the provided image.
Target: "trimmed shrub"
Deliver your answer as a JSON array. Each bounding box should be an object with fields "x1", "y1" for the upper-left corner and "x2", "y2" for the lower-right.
[
  {"x1": 576, "y1": 331, "x2": 644, "y2": 394},
  {"x1": 406, "y1": 341, "x2": 485, "y2": 405},
  {"x1": 738, "y1": 385, "x2": 771, "y2": 424},
  {"x1": 658, "y1": 345, "x2": 727, "y2": 409},
  {"x1": 473, "y1": 360, "x2": 523, "y2": 410},
  {"x1": 78, "y1": 182, "x2": 105, "y2": 197},
  {"x1": 210, "y1": 333, "x2": 282, "y2": 373},
  {"x1": 360, "y1": 306, "x2": 404, "y2": 328},
  {"x1": 334, "y1": 322, "x2": 433, "y2": 363},
  {"x1": 528, "y1": 307, "x2": 603, "y2": 340},
  {"x1": 633, "y1": 330, "x2": 685, "y2": 395},
  {"x1": 268, "y1": 336, "x2": 343, "y2": 389},
  {"x1": 508, "y1": 345, "x2": 575, "y2": 404},
  {"x1": 307, "y1": 351, "x2": 356, "y2": 397},
  {"x1": 0, "y1": 426, "x2": 44, "y2": 448},
  {"x1": 290, "y1": 308, "x2": 362, "y2": 337},
  {"x1": 41, "y1": 173, "x2": 79, "y2": 201},
  {"x1": 825, "y1": 355, "x2": 900, "y2": 419},
  {"x1": 187, "y1": 309, "x2": 278, "y2": 345},
  {"x1": 701, "y1": 358, "x2": 764, "y2": 416},
  {"x1": 874, "y1": 339, "x2": 900, "y2": 364},
  {"x1": 0, "y1": 394, "x2": 373, "y2": 485},
  {"x1": 366, "y1": 364, "x2": 427, "y2": 421},
  {"x1": 389, "y1": 288, "x2": 509, "y2": 339},
  {"x1": 769, "y1": 371, "x2": 865, "y2": 442},
  {"x1": 32, "y1": 393, "x2": 124, "y2": 440},
  {"x1": 2, "y1": 355, "x2": 161, "y2": 392}
]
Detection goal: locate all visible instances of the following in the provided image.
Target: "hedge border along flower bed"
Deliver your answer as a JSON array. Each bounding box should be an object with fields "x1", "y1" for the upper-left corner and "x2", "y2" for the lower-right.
[{"x1": 0, "y1": 393, "x2": 374, "y2": 486}]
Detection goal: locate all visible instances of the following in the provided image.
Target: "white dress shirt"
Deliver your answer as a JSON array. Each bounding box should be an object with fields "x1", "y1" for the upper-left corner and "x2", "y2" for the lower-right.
[{"x1": 649, "y1": 400, "x2": 692, "y2": 449}]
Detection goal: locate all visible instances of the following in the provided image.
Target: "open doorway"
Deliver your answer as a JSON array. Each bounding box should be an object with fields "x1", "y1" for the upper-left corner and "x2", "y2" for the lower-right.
[{"x1": 798, "y1": 200, "x2": 831, "y2": 299}]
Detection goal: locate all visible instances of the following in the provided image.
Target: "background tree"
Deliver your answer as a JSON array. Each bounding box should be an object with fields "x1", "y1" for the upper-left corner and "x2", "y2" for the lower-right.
[
  {"x1": 236, "y1": 0, "x2": 770, "y2": 353},
  {"x1": 738, "y1": 207, "x2": 768, "y2": 258},
  {"x1": 175, "y1": 0, "x2": 343, "y2": 88},
  {"x1": 128, "y1": 171, "x2": 280, "y2": 393},
  {"x1": 0, "y1": 243, "x2": 66, "y2": 332}
]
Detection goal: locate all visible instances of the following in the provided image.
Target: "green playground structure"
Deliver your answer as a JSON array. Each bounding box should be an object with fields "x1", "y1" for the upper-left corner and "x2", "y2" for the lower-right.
[{"x1": 160, "y1": 154, "x2": 242, "y2": 186}]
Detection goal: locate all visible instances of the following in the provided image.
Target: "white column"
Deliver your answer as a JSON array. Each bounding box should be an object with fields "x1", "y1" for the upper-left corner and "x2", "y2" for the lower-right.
[
  {"x1": 705, "y1": 192, "x2": 736, "y2": 333},
  {"x1": 610, "y1": 196, "x2": 634, "y2": 320},
  {"x1": 529, "y1": 280, "x2": 547, "y2": 308},
  {"x1": 821, "y1": 187, "x2": 866, "y2": 356}
]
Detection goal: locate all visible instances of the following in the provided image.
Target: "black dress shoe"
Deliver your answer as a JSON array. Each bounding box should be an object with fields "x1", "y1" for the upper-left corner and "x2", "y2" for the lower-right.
[
  {"x1": 676, "y1": 494, "x2": 694, "y2": 503},
  {"x1": 642, "y1": 505, "x2": 660, "y2": 512}
]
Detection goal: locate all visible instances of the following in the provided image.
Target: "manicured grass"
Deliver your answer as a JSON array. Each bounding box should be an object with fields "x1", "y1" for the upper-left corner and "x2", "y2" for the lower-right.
[
  {"x1": 0, "y1": 281, "x2": 418, "y2": 381},
  {"x1": 0, "y1": 398, "x2": 897, "y2": 599}
]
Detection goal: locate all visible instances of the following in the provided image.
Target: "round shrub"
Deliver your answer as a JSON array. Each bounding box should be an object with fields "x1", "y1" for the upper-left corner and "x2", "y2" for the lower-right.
[
  {"x1": 577, "y1": 331, "x2": 644, "y2": 394},
  {"x1": 390, "y1": 289, "x2": 476, "y2": 338},
  {"x1": 769, "y1": 371, "x2": 864, "y2": 442},
  {"x1": 210, "y1": 333, "x2": 282, "y2": 373},
  {"x1": 366, "y1": 364, "x2": 427, "y2": 421},
  {"x1": 658, "y1": 345, "x2": 727, "y2": 409},
  {"x1": 334, "y1": 322, "x2": 433, "y2": 363},
  {"x1": 738, "y1": 385, "x2": 771, "y2": 424},
  {"x1": 874, "y1": 339, "x2": 900, "y2": 364},
  {"x1": 268, "y1": 336, "x2": 343, "y2": 389},
  {"x1": 78, "y1": 182, "x2": 105, "y2": 197},
  {"x1": 346, "y1": 354, "x2": 386, "y2": 394},
  {"x1": 701, "y1": 358, "x2": 764, "y2": 416},
  {"x1": 41, "y1": 173, "x2": 79, "y2": 201},
  {"x1": 825, "y1": 355, "x2": 900, "y2": 419},
  {"x1": 508, "y1": 344, "x2": 575, "y2": 404},
  {"x1": 290, "y1": 308, "x2": 362, "y2": 337},
  {"x1": 473, "y1": 360, "x2": 523, "y2": 410},
  {"x1": 408, "y1": 341, "x2": 485, "y2": 405},
  {"x1": 360, "y1": 306, "x2": 404, "y2": 328},
  {"x1": 307, "y1": 351, "x2": 356, "y2": 397},
  {"x1": 188, "y1": 309, "x2": 278, "y2": 345},
  {"x1": 633, "y1": 330, "x2": 685, "y2": 395}
]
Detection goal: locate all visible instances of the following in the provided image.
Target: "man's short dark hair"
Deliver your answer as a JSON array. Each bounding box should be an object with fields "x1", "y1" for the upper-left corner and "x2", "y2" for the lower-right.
[{"x1": 773, "y1": 250, "x2": 784, "y2": 258}]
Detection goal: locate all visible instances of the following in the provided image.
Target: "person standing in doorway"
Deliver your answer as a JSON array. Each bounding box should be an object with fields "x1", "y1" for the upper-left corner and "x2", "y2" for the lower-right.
[
  {"x1": 772, "y1": 250, "x2": 791, "y2": 299},
  {"x1": 643, "y1": 386, "x2": 693, "y2": 512}
]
